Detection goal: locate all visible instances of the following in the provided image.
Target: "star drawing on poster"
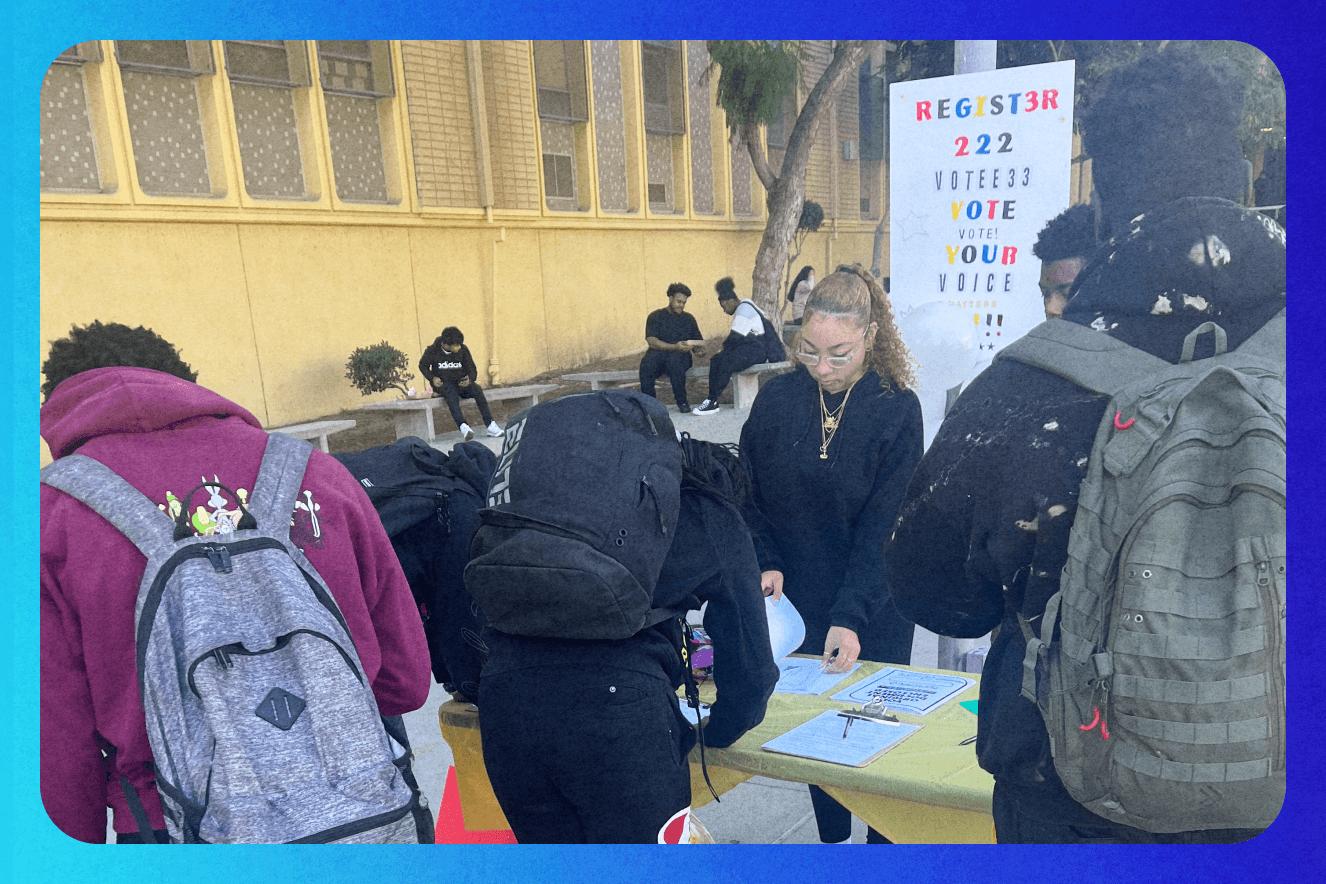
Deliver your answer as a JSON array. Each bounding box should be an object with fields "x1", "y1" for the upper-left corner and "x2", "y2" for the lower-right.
[{"x1": 897, "y1": 210, "x2": 929, "y2": 241}]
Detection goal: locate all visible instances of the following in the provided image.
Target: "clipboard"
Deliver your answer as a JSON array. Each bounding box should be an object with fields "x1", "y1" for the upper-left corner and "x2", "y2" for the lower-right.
[{"x1": 760, "y1": 710, "x2": 921, "y2": 767}]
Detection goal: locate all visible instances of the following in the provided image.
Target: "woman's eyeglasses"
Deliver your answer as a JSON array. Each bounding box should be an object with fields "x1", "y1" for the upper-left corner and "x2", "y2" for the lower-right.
[{"x1": 795, "y1": 330, "x2": 867, "y2": 368}]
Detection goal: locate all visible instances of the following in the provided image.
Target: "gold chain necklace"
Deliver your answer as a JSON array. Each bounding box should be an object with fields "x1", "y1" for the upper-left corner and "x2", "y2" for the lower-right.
[{"x1": 818, "y1": 379, "x2": 859, "y2": 460}]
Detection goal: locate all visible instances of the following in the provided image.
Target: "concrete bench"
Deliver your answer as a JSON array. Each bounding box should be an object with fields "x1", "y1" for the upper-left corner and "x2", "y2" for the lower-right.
[
  {"x1": 562, "y1": 361, "x2": 791, "y2": 410},
  {"x1": 358, "y1": 383, "x2": 560, "y2": 442},
  {"x1": 701, "y1": 361, "x2": 792, "y2": 409},
  {"x1": 270, "y1": 419, "x2": 357, "y2": 453},
  {"x1": 560, "y1": 370, "x2": 641, "y2": 390}
]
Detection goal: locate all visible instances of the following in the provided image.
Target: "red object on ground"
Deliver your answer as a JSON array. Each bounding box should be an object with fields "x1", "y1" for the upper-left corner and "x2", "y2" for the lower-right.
[{"x1": 434, "y1": 765, "x2": 519, "y2": 844}]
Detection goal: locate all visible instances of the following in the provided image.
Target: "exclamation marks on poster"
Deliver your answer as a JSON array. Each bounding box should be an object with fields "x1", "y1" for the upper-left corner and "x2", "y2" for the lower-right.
[{"x1": 978, "y1": 314, "x2": 1004, "y2": 350}]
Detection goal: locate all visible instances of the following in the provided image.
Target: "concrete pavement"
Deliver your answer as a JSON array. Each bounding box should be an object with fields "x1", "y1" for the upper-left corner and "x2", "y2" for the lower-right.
[{"x1": 405, "y1": 399, "x2": 947, "y2": 844}]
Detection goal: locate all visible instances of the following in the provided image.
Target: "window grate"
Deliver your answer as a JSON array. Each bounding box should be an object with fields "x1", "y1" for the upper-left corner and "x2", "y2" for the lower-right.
[
  {"x1": 115, "y1": 40, "x2": 213, "y2": 77},
  {"x1": 533, "y1": 41, "x2": 588, "y2": 122},
  {"x1": 225, "y1": 40, "x2": 310, "y2": 89},
  {"x1": 641, "y1": 42, "x2": 685, "y2": 136},
  {"x1": 317, "y1": 40, "x2": 393, "y2": 98}
]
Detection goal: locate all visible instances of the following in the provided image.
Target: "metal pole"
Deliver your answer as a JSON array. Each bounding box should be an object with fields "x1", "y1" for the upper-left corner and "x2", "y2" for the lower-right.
[{"x1": 954, "y1": 41, "x2": 998, "y2": 76}]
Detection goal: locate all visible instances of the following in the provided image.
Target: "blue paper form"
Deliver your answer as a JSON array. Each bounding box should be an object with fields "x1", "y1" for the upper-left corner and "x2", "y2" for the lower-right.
[
  {"x1": 773, "y1": 657, "x2": 862, "y2": 695},
  {"x1": 762, "y1": 710, "x2": 921, "y2": 767},
  {"x1": 830, "y1": 667, "x2": 975, "y2": 716}
]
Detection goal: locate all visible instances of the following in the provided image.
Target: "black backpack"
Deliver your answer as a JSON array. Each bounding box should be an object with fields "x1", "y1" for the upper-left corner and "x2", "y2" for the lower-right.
[
  {"x1": 335, "y1": 438, "x2": 497, "y2": 700},
  {"x1": 463, "y1": 390, "x2": 684, "y2": 640}
]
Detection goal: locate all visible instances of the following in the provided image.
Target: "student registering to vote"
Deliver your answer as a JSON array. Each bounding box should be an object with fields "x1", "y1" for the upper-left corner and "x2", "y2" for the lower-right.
[{"x1": 740, "y1": 264, "x2": 923, "y2": 844}]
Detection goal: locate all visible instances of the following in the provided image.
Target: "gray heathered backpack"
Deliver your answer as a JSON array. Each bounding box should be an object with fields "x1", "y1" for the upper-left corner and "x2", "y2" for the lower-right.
[
  {"x1": 998, "y1": 310, "x2": 1285, "y2": 833},
  {"x1": 41, "y1": 432, "x2": 428, "y2": 843}
]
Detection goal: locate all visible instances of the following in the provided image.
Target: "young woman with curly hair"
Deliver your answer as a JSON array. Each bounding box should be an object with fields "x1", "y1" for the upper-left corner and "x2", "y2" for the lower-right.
[{"x1": 739, "y1": 264, "x2": 922, "y2": 843}]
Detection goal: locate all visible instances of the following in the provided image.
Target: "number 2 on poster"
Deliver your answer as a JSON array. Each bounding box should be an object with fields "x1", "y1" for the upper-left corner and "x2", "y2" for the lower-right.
[{"x1": 955, "y1": 133, "x2": 1013, "y2": 156}]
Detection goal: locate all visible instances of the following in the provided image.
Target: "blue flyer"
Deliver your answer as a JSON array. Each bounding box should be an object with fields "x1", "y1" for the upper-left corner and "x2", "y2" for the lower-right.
[{"x1": 830, "y1": 667, "x2": 975, "y2": 716}]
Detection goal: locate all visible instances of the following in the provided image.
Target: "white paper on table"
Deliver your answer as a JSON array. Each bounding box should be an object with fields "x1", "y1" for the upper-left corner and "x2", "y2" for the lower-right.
[
  {"x1": 829, "y1": 667, "x2": 975, "y2": 716},
  {"x1": 765, "y1": 594, "x2": 806, "y2": 662},
  {"x1": 762, "y1": 709, "x2": 920, "y2": 767},
  {"x1": 773, "y1": 657, "x2": 862, "y2": 695}
]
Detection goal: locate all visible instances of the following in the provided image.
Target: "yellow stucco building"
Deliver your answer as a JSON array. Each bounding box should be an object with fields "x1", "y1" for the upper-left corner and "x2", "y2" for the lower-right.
[{"x1": 41, "y1": 39, "x2": 911, "y2": 432}]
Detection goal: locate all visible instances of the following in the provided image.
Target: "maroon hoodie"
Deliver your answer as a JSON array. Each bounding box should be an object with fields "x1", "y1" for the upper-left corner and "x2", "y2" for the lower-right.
[{"x1": 40, "y1": 367, "x2": 431, "y2": 842}]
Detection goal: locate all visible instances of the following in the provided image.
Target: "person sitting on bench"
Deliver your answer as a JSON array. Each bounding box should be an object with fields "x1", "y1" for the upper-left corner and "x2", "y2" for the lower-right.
[
  {"x1": 419, "y1": 326, "x2": 502, "y2": 441},
  {"x1": 639, "y1": 282, "x2": 704, "y2": 413},
  {"x1": 693, "y1": 278, "x2": 784, "y2": 415}
]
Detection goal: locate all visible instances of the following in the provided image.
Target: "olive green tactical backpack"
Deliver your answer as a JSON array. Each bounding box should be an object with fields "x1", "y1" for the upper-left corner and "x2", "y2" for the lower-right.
[{"x1": 997, "y1": 311, "x2": 1285, "y2": 833}]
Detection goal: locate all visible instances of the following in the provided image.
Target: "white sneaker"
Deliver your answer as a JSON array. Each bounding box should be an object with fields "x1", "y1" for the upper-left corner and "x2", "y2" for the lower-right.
[
  {"x1": 459, "y1": 423, "x2": 474, "y2": 441},
  {"x1": 486, "y1": 421, "x2": 503, "y2": 437},
  {"x1": 692, "y1": 400, "x2": 719, "y2": 415}
]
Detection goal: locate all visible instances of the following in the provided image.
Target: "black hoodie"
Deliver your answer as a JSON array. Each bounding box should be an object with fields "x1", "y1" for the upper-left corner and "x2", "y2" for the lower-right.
[
  {"x1": 419, "y1": 339, "x2": 478, "y2": 388},
  {"x1": 884, "y1": 198, "x2": 1286, "y2": 828}
]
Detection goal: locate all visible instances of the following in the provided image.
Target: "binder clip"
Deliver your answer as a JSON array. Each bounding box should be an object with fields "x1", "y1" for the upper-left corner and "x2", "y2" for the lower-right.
[{"x1": 850, "y1": 697, "x2": 899, "y2": 723}]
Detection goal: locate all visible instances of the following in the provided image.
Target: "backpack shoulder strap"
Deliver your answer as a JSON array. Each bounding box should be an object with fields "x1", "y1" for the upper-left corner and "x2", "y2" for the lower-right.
[
  {"x1": 249, "y1": 432, "x2": 315, "y2": 540},
  {"x1": 996, "y1": 319, "x2": 1170, "y2": 397},
  {"x1": 41, "y1": 455, "x2": 178, "y2": 560}
]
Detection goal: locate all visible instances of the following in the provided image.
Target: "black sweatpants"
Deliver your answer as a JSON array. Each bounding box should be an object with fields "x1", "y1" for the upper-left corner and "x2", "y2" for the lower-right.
[
  {"x1": 639, "y1": 349, "x2": 693, "y2": 411},
  {"x1": 705, "y1": 338, "x2": 766, "y2": 402},
  {"x1": 479, "y1": 665, "x2": 693, "y2": 843},
  {"x1": 438, "y1": 381, "x2": 493, "y2": 429}
]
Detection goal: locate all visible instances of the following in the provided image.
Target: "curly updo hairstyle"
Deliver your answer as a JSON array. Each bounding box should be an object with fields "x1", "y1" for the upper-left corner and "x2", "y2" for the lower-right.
[{"x1": 798, "y1": 264, "x2": 917, "y2": 392}]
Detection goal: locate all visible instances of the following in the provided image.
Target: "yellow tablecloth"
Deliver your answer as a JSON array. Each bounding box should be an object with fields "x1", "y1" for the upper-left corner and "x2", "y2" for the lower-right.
[{"x1": 438, "y1": 659, "x2": 995, "y2": 843}]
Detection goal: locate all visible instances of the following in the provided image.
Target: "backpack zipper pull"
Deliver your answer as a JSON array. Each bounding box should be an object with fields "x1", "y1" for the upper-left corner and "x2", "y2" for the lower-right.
[
  {"x1": 641, "y1": 478, "x2": 668, "y2": 536},
  {"x1": 435, "y1": 490, "x2": 452, "y2": 534},
  {"x1": 204, "y1": 544, "x2": 233, "y2": 574}
]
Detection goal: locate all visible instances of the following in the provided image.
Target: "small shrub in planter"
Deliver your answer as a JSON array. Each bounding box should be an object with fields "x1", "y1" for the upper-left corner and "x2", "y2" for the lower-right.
[{"x1": 345, "y1": 341, "x2": 415, "y2": 398}]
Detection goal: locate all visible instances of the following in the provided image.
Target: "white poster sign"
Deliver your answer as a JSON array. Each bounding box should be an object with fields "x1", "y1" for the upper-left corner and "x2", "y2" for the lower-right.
[
  {"x1": 888, "y1": 60, "x2": 1075, "y2": 447},
  {"x1": 889, "y1": 60, "x2": 1075, "y2": 362}
]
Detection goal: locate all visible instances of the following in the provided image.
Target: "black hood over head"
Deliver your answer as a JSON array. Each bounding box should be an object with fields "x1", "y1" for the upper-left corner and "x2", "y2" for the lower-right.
[{"x1": 1064, "y1": 197, "x2": 1286, "y2": 364}]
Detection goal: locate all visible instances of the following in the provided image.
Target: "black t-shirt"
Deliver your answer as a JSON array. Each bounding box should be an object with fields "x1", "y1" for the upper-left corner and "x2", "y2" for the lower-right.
[{"x1": 645, "y1": 308, "x2": 701, "y2": 345}]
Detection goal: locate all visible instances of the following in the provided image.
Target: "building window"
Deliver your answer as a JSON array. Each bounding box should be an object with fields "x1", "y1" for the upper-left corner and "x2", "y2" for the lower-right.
[
  {"x1": 533, "y1": 40, "x2": 588, "y2": 123},
  {"x1": 41, "y1": 42, "x2": 106, "y2": 194},
  {"x1": 646, "y1": 134, "x2": 675, "y2": 211},
  {"x1": 533, "y1": 40, "x2": 590, "y2": 211},
  {"x1": 858, "y1": 59, "x2": 886, "y2": 220},
  {"x1": 317, "y1": 40, "x2": 394, "y2": 203},
  {"x1": 765, "y1": 90, "x2": 797, "y2": 177},
  {"x1": 225, "y1": 40, "x2": 314, "y2": 200},
  {"x1": 541, "y1": 130, "x2": 577, "y2": 200},
  {"x1": 641, "y1": 41, "x2": 686, "y2": 214},
  {"x1": 115, "y1": 40, "x2": 218, "y2": 197},
  {"x1": 641, "y1": 41, "x2": 685, "y2": 136}
]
